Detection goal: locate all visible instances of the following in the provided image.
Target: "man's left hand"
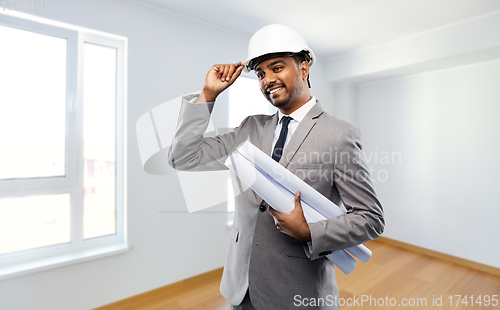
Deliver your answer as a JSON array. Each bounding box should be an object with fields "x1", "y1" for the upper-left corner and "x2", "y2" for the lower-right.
[{"x1": 268, "y1": 191, "x2": 311, "y2": 242}]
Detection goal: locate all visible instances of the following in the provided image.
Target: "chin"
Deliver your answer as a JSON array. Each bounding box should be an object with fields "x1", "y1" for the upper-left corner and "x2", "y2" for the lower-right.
[{"x1": 270, "y1": 99, "x2": 291, "y2": 110}]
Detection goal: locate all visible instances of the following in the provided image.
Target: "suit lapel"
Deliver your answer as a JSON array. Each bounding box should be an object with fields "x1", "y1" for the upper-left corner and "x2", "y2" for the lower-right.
[
  {"x1": 261, "y1": 113, "x2": 278, "y2": 156},
  {"x1": 281, "y1": 101, "x2": 324, "y2": 168}
]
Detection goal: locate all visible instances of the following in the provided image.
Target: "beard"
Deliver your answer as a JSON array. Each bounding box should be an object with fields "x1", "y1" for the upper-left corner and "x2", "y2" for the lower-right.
[{"x1": 265, "y1": 77, "x2": 304, "y2": 111}]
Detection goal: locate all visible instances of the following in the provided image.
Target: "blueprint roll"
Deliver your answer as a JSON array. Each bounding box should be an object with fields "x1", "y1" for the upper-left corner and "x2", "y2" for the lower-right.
[
  {"x1": 236, "y1": 141, "x2": 372, "y2": 263},
  {"x1": 225, "y1": 153, "x2": 357, "y2": 275}
]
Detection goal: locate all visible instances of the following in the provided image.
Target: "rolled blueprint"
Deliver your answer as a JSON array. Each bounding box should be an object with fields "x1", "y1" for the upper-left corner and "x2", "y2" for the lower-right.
[
  {"x1": 225, "y1": 152, "x2": 357, "y2": 275},
  {"x1": 236, "y1": 141, "x2": 372, "y2": 263}
]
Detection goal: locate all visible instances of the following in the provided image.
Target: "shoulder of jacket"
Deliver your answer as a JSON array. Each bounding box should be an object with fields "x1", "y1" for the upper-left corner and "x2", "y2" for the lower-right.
[
  {"x1": 317, "y1": 111, "x2": 358, "y2": 133},
  {"x1": 241, "y1": 113, "x2": 274, "y2": 126}
]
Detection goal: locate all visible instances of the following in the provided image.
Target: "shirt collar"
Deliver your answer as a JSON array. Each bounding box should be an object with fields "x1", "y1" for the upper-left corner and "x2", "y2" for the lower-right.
[{"x1": 277, "y1": 96, "x2": 316, "y2": 124}]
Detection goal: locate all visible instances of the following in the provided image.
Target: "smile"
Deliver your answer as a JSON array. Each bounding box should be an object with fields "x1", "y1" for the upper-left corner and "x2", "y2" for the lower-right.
[{"x1": 269, "y1": 87, "x2": 282, "y2": 94}]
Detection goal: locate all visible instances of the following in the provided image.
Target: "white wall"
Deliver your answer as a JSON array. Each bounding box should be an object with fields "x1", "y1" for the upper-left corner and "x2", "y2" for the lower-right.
[
  {"x1": 0, "y1": 1, "x2": 245, "y2": 309},
  {"x1": 310, "y1": 58, "x2": 336, "y2": 116},
  {"x1": 326, "y1": 10, "x2": 500, "y2": 269},
  {"x1": 325, "y1": 10, "x2": 500, "y2": 84},
  {"x1": 356, "y1": 60, "x2": 500, "y2": 268}
]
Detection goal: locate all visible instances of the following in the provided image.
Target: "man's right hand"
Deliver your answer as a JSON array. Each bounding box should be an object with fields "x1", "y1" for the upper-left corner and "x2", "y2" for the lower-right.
[{"x1": 196, "y1": 61, "x2": 244, "y2": 103}]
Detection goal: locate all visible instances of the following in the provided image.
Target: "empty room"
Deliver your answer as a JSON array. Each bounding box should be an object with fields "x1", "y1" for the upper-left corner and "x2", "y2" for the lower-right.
[{"x1": 0, "y1": 1, "x2": 499, "y2": 309}]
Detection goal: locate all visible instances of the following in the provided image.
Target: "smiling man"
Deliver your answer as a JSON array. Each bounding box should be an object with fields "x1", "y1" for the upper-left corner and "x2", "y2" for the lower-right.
[
  {"x1": 169, "y1": 24, "x2": 384, "y2": 310},
  {"x1": 254, "y1": 54, "x2": 310, "y2": 115}
]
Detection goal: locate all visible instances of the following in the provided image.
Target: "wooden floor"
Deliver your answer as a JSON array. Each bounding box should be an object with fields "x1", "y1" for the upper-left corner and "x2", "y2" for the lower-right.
[{"x1": 129, "y1": 240, "x2": 500, "y2": 309}]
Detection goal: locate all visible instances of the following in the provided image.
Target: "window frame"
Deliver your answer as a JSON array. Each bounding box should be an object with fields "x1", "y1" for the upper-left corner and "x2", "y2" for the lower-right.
[{"x1": 0, "y1": 12, "x2": 128, "y2": 280}]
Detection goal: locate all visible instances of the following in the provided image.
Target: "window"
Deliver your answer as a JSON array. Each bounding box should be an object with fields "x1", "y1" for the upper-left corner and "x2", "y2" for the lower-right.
[
  {"x1": 228, "y1": 76, "x2": 276, "y2": 128},
  {"x1": 0, "y1": 12, "x2": 127, "y2": 280}
]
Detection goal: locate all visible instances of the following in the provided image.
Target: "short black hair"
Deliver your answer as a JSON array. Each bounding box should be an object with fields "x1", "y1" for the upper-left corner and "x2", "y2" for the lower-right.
[
  {"x1": 251, "y1": 52, "x2": 307, "y2": 71},
  {"x1": 250, "y1": 52, "x2": 295, "y2": 71},
  {"x1": 292, "y1": 52, "x2": 307, "y2": 67},
  {"x1": 292, "y1": 52, "x2": 311, "y2": 88}
]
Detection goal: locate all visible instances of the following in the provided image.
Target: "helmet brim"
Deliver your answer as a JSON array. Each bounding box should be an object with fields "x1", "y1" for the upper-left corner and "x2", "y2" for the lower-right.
[{"x1": 243, "y1": 49, "x2": 316, "y2": 72}]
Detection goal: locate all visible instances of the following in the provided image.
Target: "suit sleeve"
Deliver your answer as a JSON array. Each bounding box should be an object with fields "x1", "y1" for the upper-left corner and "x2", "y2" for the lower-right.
[
  {"x1": 168, "y1": 94, "x2": 247, "y2": 172},
  {"x1": 306, "y1": 125, "x2": 385, "y2": 260}
]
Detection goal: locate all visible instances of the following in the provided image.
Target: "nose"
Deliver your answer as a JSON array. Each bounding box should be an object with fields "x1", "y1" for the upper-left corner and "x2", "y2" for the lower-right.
[{"x1": 263, "y1": 71, "x2": 277, "y2": 87}]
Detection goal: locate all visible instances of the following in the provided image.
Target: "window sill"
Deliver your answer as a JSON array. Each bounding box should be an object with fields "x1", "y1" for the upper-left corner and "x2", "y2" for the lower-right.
[{"x1": 0, "y1": 243, "x2": 129, "y2": 281}]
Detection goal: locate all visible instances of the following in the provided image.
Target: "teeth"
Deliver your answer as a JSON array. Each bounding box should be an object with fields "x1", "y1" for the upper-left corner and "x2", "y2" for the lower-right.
[{"x1": 270, "y1": 87, "x2": 282, "y2": 94}]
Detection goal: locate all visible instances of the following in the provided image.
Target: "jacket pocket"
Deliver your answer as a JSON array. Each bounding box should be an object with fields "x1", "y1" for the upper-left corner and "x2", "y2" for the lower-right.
[
  {"x1": 292, "y1": 163, "x2": 324, "y2": 169},
  {"x1": 285, "y1": 242, "x2": 307, "y2": 259}
]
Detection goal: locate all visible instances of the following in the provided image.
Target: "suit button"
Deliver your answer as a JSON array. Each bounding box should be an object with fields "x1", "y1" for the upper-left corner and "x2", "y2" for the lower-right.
[
  {"x1": 259, "y1": 204, "x2": 266, "y2": 212},
  {"x1": 319, "y1": 250, "x2": 332, "y2": 257}
]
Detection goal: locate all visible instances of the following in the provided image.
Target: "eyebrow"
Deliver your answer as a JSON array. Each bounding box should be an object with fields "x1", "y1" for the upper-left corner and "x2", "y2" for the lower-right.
[{"x1": 255, "y1": 59, "x2": 287, "y2": 72}]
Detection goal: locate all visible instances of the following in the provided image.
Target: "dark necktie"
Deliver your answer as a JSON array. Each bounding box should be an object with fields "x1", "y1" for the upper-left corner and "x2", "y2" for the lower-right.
[{"x1": 272, "y1": 116, "x2": 292, "y2": 162}]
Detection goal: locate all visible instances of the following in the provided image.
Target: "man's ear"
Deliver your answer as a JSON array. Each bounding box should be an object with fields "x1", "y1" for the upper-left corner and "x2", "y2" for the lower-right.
[{"x1": 300, "y1": 61, "x2": 310, "y2": 80}]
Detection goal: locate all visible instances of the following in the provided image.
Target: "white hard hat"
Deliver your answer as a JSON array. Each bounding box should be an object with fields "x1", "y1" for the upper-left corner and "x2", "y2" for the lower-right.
[{"x1": 243, "y1": 24, "x2": 316, "y2": 72}]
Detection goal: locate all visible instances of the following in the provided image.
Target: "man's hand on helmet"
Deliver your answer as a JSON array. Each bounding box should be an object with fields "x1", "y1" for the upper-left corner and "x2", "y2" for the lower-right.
[{"x1": 196, "y1": 61, "x2": 244, "y2": 103}]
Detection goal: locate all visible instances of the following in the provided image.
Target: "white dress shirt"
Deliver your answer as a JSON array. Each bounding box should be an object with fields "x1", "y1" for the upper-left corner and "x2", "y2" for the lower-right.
[{"x1": 272, "y1": 96, "x2": 317, "y2": 150}]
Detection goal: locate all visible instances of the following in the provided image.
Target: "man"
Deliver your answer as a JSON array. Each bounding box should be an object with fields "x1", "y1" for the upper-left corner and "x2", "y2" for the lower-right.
[{"x1": 169, "y1": 24, "x2": 384, "y2": 309}]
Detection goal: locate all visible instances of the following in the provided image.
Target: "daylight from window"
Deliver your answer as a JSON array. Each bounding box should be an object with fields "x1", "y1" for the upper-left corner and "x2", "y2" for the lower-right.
[
  {"x1": 82, "y1": 43, "x2": 117, "y2": 239},
  {"x1": 0, "y1": 26, "x2": 118, "y2": 256},
  {"x1": 0, "y1": 25, "x2": 67, "y2": 180}
]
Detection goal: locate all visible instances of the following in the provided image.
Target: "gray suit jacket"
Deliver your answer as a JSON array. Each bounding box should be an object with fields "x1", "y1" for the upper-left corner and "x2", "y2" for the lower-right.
[{"x1": 169, "y1": 94, "x2": 384, "y2": 309}]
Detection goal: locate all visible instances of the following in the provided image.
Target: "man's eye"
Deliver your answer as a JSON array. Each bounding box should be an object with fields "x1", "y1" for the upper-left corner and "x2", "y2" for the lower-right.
[
  {"x1": 274, "y1": 66, "x2": 282, "y2": 71},
  {"x1": 257, "y1": 73, "x2": 264, "y2": 79}
]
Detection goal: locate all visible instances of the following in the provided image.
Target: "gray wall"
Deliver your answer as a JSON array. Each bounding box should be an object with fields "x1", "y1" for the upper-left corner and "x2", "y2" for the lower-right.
[
  {"x1": 356, "y1": 60, "x2": 500, "y2": 268},
  {"x1": 328, "y1": 11, "x2": 500, "y2": 270}
]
